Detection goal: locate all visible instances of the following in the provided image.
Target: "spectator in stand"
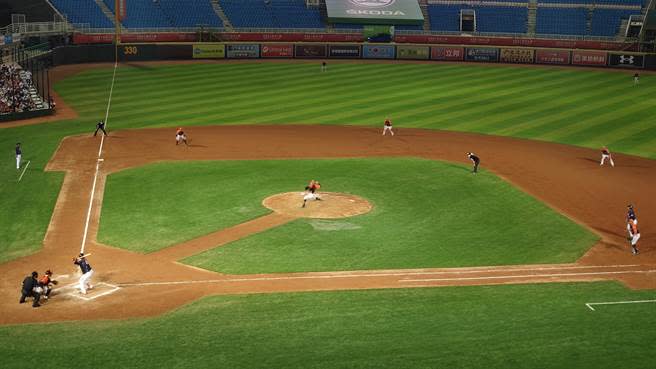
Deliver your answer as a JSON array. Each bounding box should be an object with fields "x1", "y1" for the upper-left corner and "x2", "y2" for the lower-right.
[{"x1": 0, "y1": 63, "x2": 37, "y2": 114}]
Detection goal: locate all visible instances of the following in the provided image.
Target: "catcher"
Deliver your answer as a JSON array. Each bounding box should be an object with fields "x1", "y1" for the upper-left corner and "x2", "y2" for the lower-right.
[{"x1": 39, "y1": 270, "x2": 58, "y2": 300}]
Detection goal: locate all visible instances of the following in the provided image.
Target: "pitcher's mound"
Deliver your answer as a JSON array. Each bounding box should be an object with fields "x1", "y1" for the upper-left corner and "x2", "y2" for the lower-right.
[{"x1": 263, "y1": 192, "x2": 372, "y2": 219}]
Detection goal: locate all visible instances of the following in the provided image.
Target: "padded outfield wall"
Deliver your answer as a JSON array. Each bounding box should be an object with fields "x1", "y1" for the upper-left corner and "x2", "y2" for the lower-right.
[{"x1": 52, "y1": 42, "x2": 655, "y2": 69}]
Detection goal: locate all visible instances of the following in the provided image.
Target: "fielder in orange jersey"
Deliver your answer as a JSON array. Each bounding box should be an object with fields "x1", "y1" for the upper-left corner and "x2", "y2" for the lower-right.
[
  {"x1": 382, "y1": 118, "x2": 394, "y2": 136},
  {"x1": 176, "y1": 128, "x2": 188, "y2": 146},
  {"x1": 600, "y1": 146, "x2": 614, "y2": 167},
  {"x1": 627, "y1": 218, "x2": 640, "y2": 255}
]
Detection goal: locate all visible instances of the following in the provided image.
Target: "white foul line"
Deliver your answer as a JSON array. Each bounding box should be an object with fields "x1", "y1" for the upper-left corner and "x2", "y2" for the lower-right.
[
  {"x1": 586, "y1": 300, "x2": 656, "y2": 311},
  {"x1": 400, "y1": 269, "x2": 655, "y2": 283},
  {"x1": 80, "y1": 62, "x2": 118, "y2": 255},
  {"x1": 17, "y1": 160, "x2": 30, "y2": 182},
  {"x1": 117, "y1": 268, "x2": 655, "y2": 287}
]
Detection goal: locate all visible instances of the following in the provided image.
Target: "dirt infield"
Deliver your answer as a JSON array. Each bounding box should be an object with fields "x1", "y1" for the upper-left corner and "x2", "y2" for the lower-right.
[{"x1": 0, "y1": 125, "x2": 653, "y2": 325}]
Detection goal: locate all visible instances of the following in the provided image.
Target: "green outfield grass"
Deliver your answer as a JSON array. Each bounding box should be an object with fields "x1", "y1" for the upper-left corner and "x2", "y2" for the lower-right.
[
  {"x1": 1, "y1": 282, "x2": 654, "y2": 369},
  {"x1": 98, "y1": 158, "x2": 597, "y2": 271},
  {"x1": 1, "y1": 61, "x2": 654, "y2": 262}
]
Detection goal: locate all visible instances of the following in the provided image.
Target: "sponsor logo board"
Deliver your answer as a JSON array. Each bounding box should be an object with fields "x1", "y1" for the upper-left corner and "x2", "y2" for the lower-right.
[
  {"x1": 192, "y1": 44, "x2": 225, "y2": 59},
  {"x1": 535, "y1": 49, "x2": 571, "y2": 65},
  {"x1": 608, "y1": 53, "x2": 644, "y2": 68},
  {"x1": 465, "y1": 47, "x2": 499, "y2": 62},
  {"x1": 325, "y1": 0, "x2": 423, "y2": 25},
  {"x1": 499, "y1": 48, "x2": 534, "y2": 64},
  {"x1": 328, "y1": 45, "x2": 361, "y2": 58},
  {"x1": 396, "y1": 45, "x2": 429, "y2": 60},
  {"x1": 431, "y1": 46, "x2": 464, "y2": 61},
  {"x1": 572, "y1": 50, "x2": 607, "y2": 66},
  {"x1": 226, "y1": 44, "x2": 259, "y2": 58},
  {"x1": 295, "y1": 44, "x2": 327, "y2": 58},
  {"x1": 261, "y1": 44, "x2": 294, "y2": 57},
  {"x1": 362, "y1": 45, "x2": 395, "y2": 59}
]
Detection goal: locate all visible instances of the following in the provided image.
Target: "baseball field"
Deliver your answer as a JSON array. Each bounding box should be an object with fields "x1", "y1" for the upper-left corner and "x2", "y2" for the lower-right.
[{"x1": 0, "y1": 61, "x2": 654, "y2": 368}]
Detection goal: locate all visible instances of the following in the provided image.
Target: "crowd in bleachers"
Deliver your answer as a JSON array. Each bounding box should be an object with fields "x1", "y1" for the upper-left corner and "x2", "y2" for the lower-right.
[{"x1": 0, "y1": 64, "x2": 36, "y2": 114}]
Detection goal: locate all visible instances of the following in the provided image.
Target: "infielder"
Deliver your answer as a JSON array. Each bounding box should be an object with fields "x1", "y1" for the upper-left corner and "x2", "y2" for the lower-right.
[
  {"x1": 15, "y1": 142, "x2": 21, "y2": 169},
  {"x1": 627, "y1": 218, "x2": 640, "y2": 255},
  {"x1": 600, "y1": 146, "x2": 614, "y2": 167},
  {"x1": 382, "y1": 118, "x2": 394, "y2": 136},
  {"x1": 176, "y1": 128, "x2": 188, "y2": 146},
  {"x1": 73, "y1": 253, "x2": 94, "y2": 294}
]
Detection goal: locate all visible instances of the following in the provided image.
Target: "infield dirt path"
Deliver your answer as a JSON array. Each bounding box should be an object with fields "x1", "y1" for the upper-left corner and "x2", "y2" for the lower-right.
[{"x1": 0, "y1": 125, "x2": 654, "y2": 325}]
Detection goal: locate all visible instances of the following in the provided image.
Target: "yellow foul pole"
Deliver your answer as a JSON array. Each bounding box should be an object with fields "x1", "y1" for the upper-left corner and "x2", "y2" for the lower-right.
[{"x1": 115, "y1": 0, "x2": 121, "y2": 62}]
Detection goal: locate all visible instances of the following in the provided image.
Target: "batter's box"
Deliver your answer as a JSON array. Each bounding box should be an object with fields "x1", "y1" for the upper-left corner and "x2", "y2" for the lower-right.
[{"x1": 66, "y1": 282, "x2": 120, "y2": 301}]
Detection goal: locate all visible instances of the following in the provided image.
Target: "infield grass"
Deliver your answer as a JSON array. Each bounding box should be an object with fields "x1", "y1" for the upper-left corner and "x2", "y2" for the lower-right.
[
  {"x1": 99, "y1": 158, "x2": 597, "y2": 271},
  {"x1": 1, "y1": 282, "x2": 654, "y2": 369}
]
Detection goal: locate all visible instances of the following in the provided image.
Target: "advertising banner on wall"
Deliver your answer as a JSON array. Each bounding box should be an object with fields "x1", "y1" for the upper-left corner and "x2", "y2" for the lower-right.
[
  {"x1": 608, "y1": 53, "x2": 645, "y2": 68},
  {"x1": 535, "y1": 49, "x2": 570, "y2": 65},
  {"x1": 192, "y1": 44, "x2": 225, "y2": 58},
  {"x1": 500, "y1": 48, "x2": 534, "y2": 64},
  {"x1": 430, "y1": 46, "x2": 464, "y2": 61},
  {"x1": 362, "y1": 44, "x2": 395, "y2": 59},
  {"x1": 295, "y1": 44, "x2": 327, "y2": 58},
  {"x1": 465, "y1": 47, "x2": 499, "y2": 62},
  {"x1": 396, "y1": 45, "x2": 429, "y2": 60},
  {"x1": 572, "y1": 50, "x2": 607, "y2": 66},
  {"x1": 261, "y1": 44, "x2": 294, "y2": 57},
  {"x1": 325, "y1": 0, "x2": 424, "y2": 25},
  {"x1": 226, "y1": 44, "x2": 260, "y2": 58},
  {"x1": 328, "y1": 45, "x2": 361, "y2": 58}
]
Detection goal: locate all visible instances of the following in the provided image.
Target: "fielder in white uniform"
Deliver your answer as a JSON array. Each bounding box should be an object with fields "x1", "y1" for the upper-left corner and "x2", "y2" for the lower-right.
[
  {"x1": 382, "y1": 118, "x2": 394, "y2": 136},
  {"x1": 15, "y1": 143, "x2": 21, "y2": 169},
  {"x1": 600, "y1": 146, "x2": 614, "y2": 167}
]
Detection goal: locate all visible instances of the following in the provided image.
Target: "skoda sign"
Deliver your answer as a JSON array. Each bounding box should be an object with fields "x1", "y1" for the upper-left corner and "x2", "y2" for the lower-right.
[
  {"x1": 326, "y1": 0, "x2": 423, "y2": 25},
  {"x1": 349, "y1": 0, "x2": 395, "y2": 7}
]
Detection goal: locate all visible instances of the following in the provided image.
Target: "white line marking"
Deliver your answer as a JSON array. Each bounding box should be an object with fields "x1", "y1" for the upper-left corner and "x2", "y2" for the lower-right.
[
  {"x1": 64, "y1": 282, "x2": 120, "y2": 301},
  {"x1": 17, "y1": 160, "x2": 30, "y2": 182},
  {"x1": 117, "y1": 268, "x2": 654, "y2": 287},
  {"x1": 586, "y1": 299, "x2": 656, "y2": 311},
  {"x1": 401, "y1": 270, "x2": 655, "y2": 283},
  {"x1": 80, "y1": 62, "x2": 118, "y2": 255}
]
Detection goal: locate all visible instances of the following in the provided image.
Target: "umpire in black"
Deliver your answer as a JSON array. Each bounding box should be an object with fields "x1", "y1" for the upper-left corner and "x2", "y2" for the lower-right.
[
  {"x1": 94, "y1": 120, "x2": 108, "y2": 136},
  {"x1": 19, "y1": 271, "x2": 41, "y2": 308},
  {"x1": 467, "y1": 152, "x2": 480, "y2": 174}
]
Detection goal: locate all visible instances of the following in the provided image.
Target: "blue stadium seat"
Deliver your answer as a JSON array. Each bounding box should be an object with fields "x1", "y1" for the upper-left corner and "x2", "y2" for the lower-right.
[
  {"x1": 220, "y1": 0, "x2": 322, "y2": 29},
  {"x1": 427, "y1": 5, "x2": 527, "y2": 34},
  {"x1": 536, "y1": 7, "x2": 586, "y2": 35},
  {"x1": 158, "y1": 0, "x2": 223, "y2": 27},
  {"x1": 591, "y1": 8, "x2": 640, "y2": 36},
  {"x1": 50, "y1": 0, "x2": 114, "y2": 28},
  {"x1": 103, "y1": 0, "x2": 171, "y2": 28}
]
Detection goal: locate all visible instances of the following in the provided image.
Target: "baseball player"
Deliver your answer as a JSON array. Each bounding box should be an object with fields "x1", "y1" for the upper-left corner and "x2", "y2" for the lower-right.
[
  {"x1": 19, "y1": 271, "x2": 41, "y2": 308},
  {"x1": 38, "y1": 270, "x2": 58, "y2": 300},
  {"x1": 321, "y1": 61, "x2": 327, "y2": 72},
  {"x1": 94, "y1": 120, "x2": 108, "y2": 136},
  {"x1": 467, "y1": 152, "x2": 480, "y2": 174},
  {"x1": 627, "y1": 204, "x2": 637, "y2": 222},
  {"x1": 73, "y1": 253, "x2": 94, "y2": 294},
  {"x1": 382, "y1": 118, "x2": 394, "y2": 136},
  {"x1": 302, "y1": 180, "x2": 322, "y2": 208},
  {"x1": 15, "y1": 142, "x2": 21, "y2": 169},
  {"x1": 634, "y1": 73, "x2": 639, "y2": 85},
  {"x1": 176, "y1": 128, "x2": 188, "y2": 146},
  {"x1": 627, "y1": 218, "x2": 640, "y2": 255},
  {"x1": 600, "y1": 146, "x2": 614, "y2": 167}
]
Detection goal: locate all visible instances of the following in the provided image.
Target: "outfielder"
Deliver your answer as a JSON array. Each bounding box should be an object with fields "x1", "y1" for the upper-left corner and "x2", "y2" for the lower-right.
[
  {"x1": 73, "y1": 253, "x2": 94, "y2": 294},
  {"x1": 382, "y1": 118, "x2": 394, "y2": 136},
  {"x1": 600, "y1": 146, "x2": 614, "y2": 167}
]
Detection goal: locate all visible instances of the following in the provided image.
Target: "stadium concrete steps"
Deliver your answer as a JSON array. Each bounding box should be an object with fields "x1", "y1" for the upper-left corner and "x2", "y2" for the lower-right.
[
  {"x1": 420, "y1": 0, "x2": 431, "y2": 32},
  {"x1": 527, "y1": 0, "x2": 537, "y2": 35},
  {"x1": 92, "y1": 0, "x2": 123, "y2": 30},
  {"x1": 209, "y1": 0, "x2": 233, "y2": 30}
]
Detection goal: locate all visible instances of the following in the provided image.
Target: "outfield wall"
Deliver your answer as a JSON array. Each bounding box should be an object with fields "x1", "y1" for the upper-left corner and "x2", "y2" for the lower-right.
[{"x1": 52, "y1": 43, "x2": 656, "y2": 70}]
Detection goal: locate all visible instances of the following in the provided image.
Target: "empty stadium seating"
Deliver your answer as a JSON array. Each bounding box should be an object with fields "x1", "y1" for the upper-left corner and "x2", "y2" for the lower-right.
[
  {"x1": 50, "y1": 0, "x2": 114, "y2": 28},
  {"x1": 536, "y1": 7, "x2": 587, "y2": 36},
  {"x1": 220, "y1": 0, "x2": 322, "y2": 29},
  {"x1": 427, "y1": 5, "x2": 527, "y2": 34},
  {"x1": 591, "y1": 8, "x2": 640, "y2": 37}
]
